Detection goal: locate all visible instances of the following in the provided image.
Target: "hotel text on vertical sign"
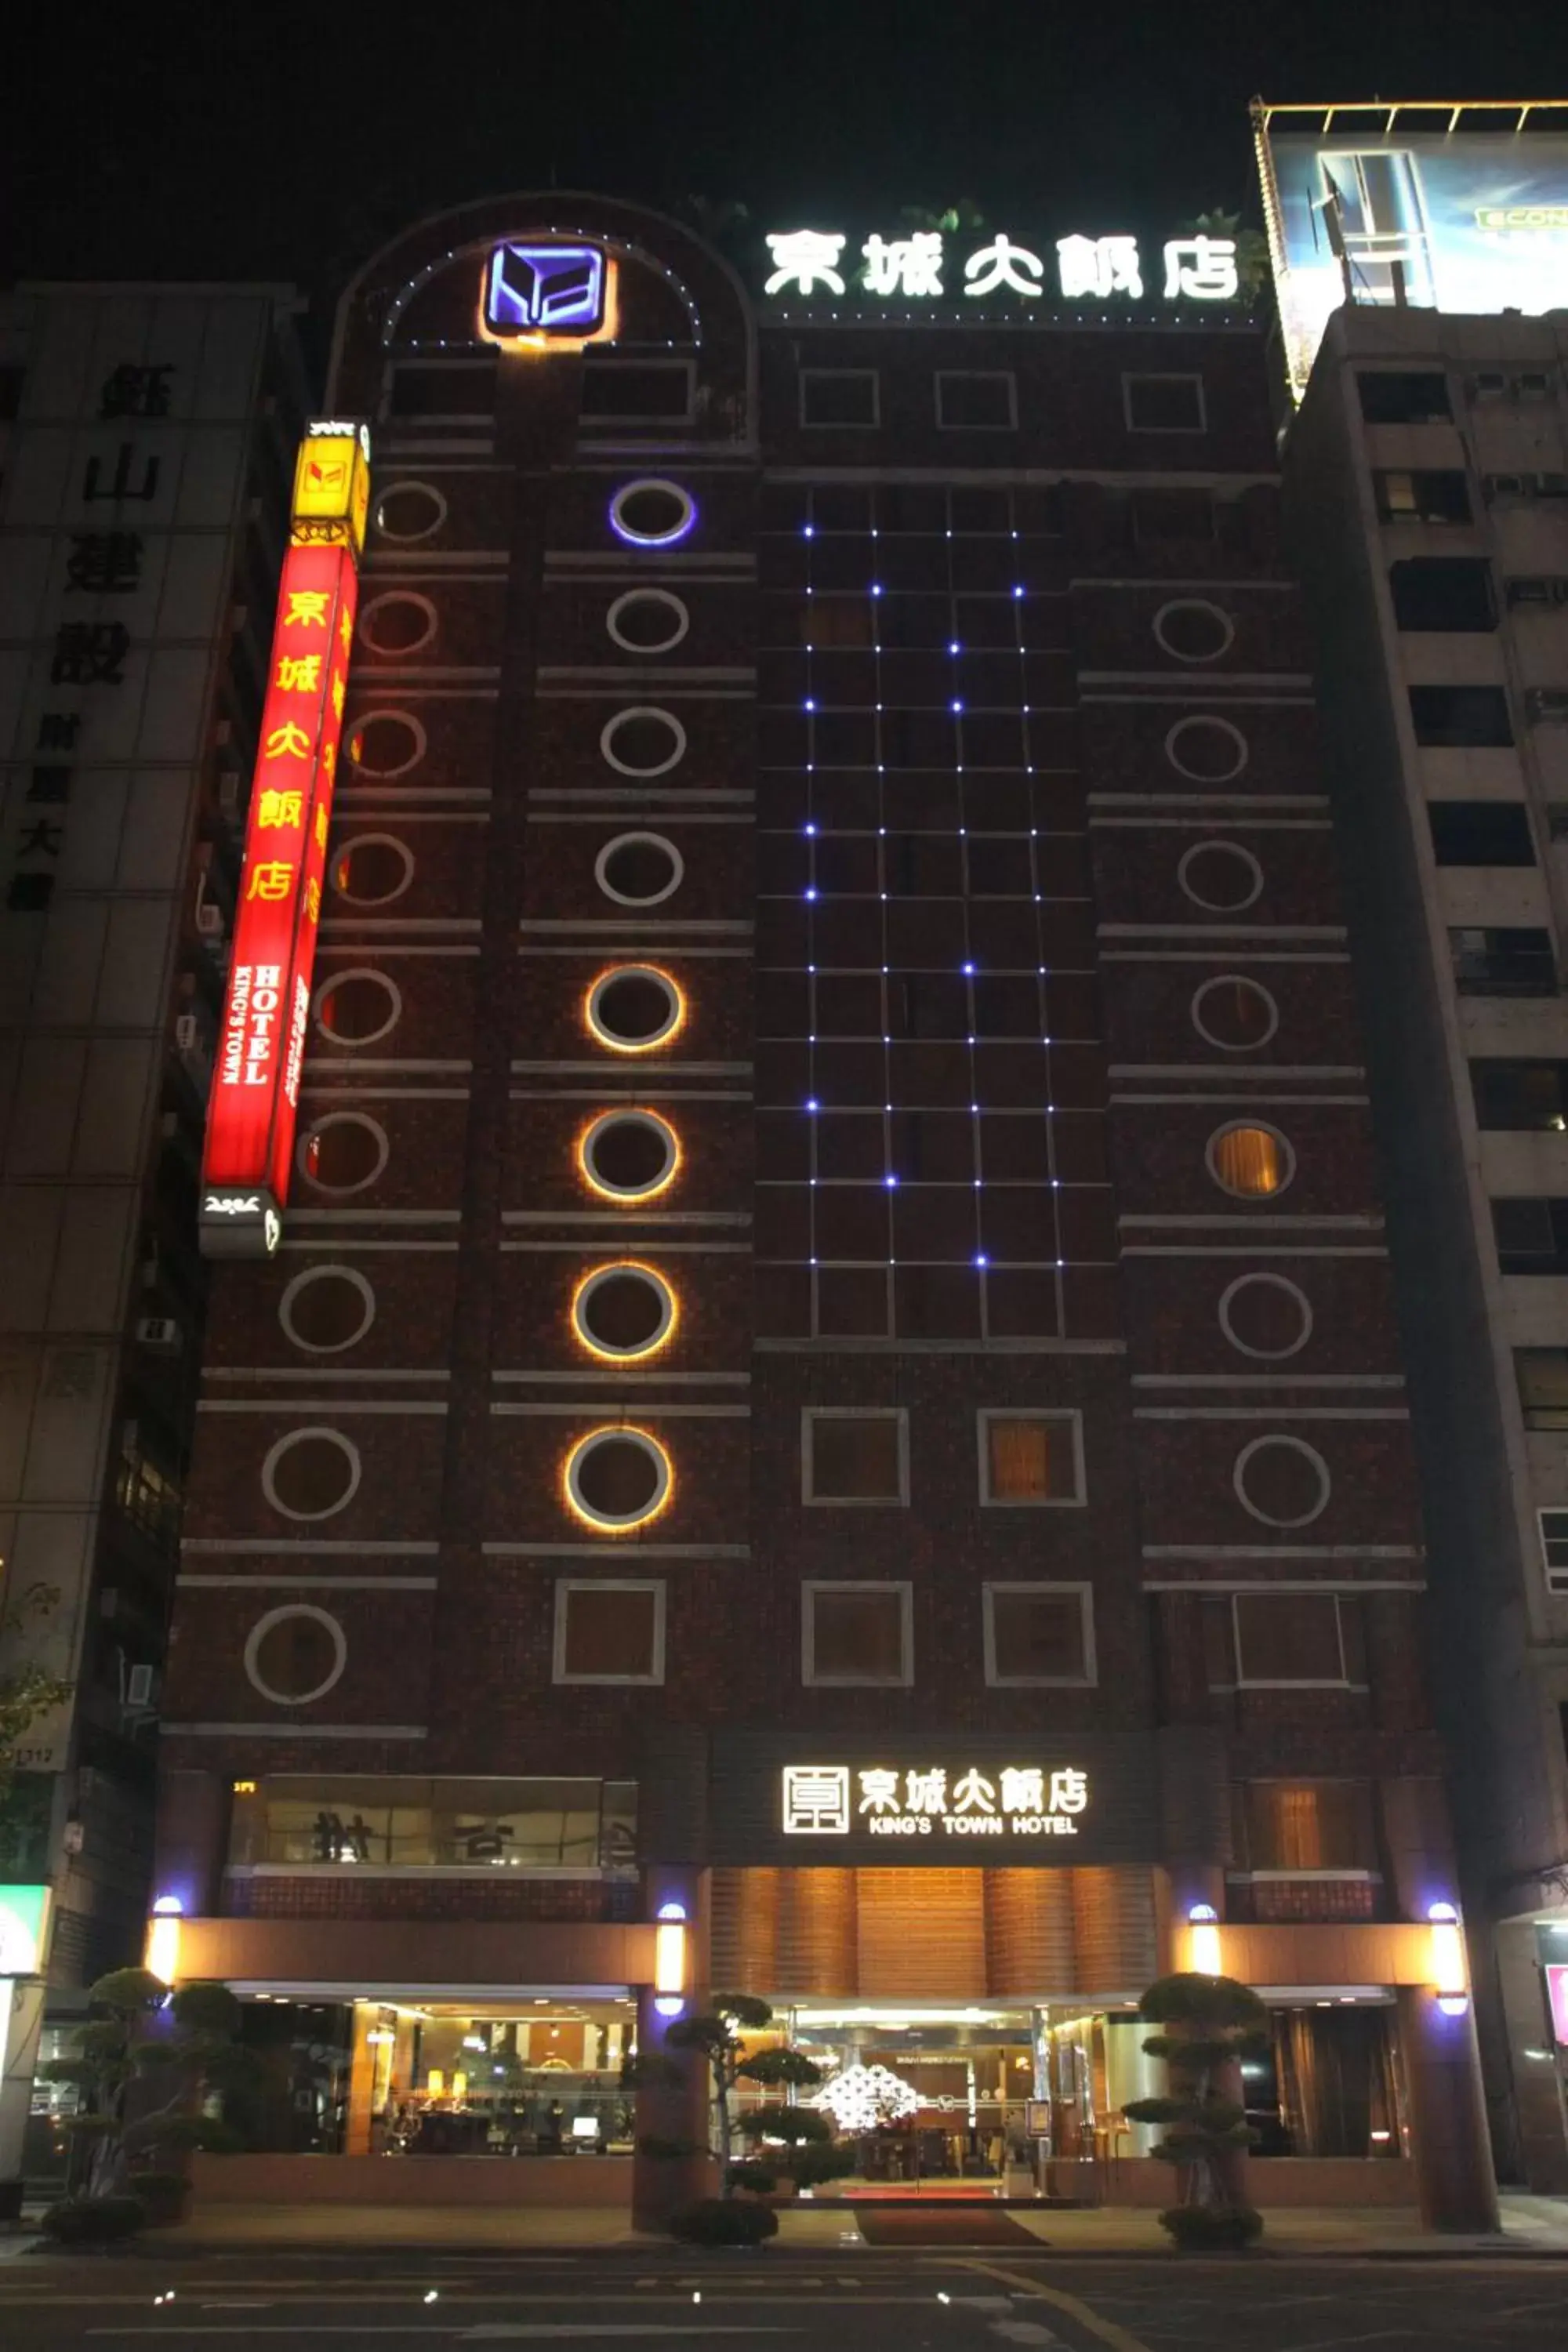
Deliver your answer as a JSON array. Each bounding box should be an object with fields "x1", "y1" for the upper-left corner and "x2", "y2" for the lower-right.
[{"x1": 200, "y1": 423, "x2": 369, "y2": 1258}]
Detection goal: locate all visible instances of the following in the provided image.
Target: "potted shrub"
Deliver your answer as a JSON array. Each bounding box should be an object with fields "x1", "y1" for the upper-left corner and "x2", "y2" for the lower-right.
[
  {"x1": 670, "y1": 2197, "x2": 779, "y2": 2247},
  {"x1": 1124, "y1": 1970, "x2": 1268, "y2": 2252}
]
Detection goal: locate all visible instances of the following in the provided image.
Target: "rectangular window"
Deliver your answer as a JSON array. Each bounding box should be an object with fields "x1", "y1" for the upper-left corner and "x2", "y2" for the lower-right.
[
  {"x1": 227, "y1": 1776, "x2": 637, "y2": 1871},
  {"x1": 1516, "y1": 1348, "x2": 1568, "y2": 1429},
  {"x1": 935, "y1": 371, "x2": 1017, "y2": 430},
  {"x1": 0, "y1": 365, "x2": 23, "y2": 421},
  {"x1": 1231, "y1": 1593, "x2": 1359, "y2": 1686},
  {"x1": 1358, "y1": 370, "x2": 1450, "y2": 424},
  {"x1": 1450, "y1": 927, "x2": 1557, "y2": 997},
  {"x1": 803, "y1": 1408, "x2": 909, "y2": 1503},
  {"x1": 1131, "y1": 488, "x2": 1215, "y2": 544},
  {"x1": 553, "y1": 1581, "x2": 665, "y2": 1684},
  {"x1": 1390, "y1": 558, "x2": 1497, "y2": 632},
  {"x1": 1539, "y1": 1509, "x2": 1568, "y2": 1594},
  {"x1": 387, "y1": 361, "x2": 498, "y2": 417},
  {"x1": 1428, "y1": 800, "x2": 1535, "y2": 866},
  {"x1": 1122, "y1": 373, "x2": 1205, "y2": 432},
  {"x1": 1409, "y1": 685, "x2": 1513, "y2": 746},
  {"x1": 1240, "y1": 1780, "x2": 1377, "y2": 1871},
  {"x1": 982, "y1": 1584, "x2": 1094, "y2": 1686},
  {"x1": 800, "y1": 370, "x2": 879, "y2": 428},
  {"x1": 1494, "y1": 1198, "x2": 1568, "y2": 1275},
  {"x1": 580, "y1": 361, "x2": 692, "y2": 421},
  {"x1": 1472, "y1": 1059, "x2": 1568, "y2": 1130},
  {"x1": 804, "y1": 1581, "x2": 912, "y2": 1684},
  {"x1": 1374, "y1": 469, "x2": 1471, "y2": 524},
  {"x1": 978, "y1": 1409, "x2": 1085, "y2": 1505},
  {"x1": 1507, "y1": 577, "x2": 1568, "y2": 609}
]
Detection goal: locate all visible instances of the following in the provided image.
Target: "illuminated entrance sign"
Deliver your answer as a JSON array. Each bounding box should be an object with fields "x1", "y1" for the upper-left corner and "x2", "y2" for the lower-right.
[
  {"x1": 200, "y1": 424, "x2": 366, "y2": 1259},
  {"x1": 762, "y1": 227, "x2": 1238, "y2": 305},
  {"x1": 481, "y1": 243, "x2": 616, "y2": 349},
  {"x1": 0, "y1": 1884, "x2": 50, "y2": 1973},
  {"x1": 782, "y1": 1763, "x2": 1090, "y2": 1840}
]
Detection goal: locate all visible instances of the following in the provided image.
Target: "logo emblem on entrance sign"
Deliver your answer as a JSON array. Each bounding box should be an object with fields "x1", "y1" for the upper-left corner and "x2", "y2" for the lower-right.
[
  {"x1": 782, "y1": 1764, "x2": 1089, "y2": 1839},
  {"x1": 485, "y1": 243, "x2": 608, "y2": 338}
]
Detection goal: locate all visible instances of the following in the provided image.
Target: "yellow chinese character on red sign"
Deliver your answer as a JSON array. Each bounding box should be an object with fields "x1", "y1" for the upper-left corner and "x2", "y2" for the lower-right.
[
  {"x1": 285, "y1": 590, "x2": 329, "y2": 630},
  {"x1": 320, "y1": 742, "x2": 336, "y2": 782},
  {"x1": 331, "y1": 672, "x2": 345, "y2": 719},
  {"x1": 305, "y1": 877, "x2": 321, "y2": 924},
  {"x1": 256, "y1": 789, "x2": 303, "y2": 830},
  {"x1": 276, "y1": 653, "x2": 323, "y2": 694},
  {"x1": 314, "y1": 804, "x2": 328, "y2": 851},
  {"x1": 246, "y1": 861, "x2": 295, "y2": 902},
  {"x1": 263, "y1": 720, "x2": 312, "y2": 761},
  {"x1": 339, "y1": 605, "x2": 354, "y2": 656}
]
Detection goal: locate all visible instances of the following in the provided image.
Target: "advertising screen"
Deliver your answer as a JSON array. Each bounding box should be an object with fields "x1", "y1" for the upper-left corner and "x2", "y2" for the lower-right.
[{"x1": 1255, "y1": 102, "x2": 1568, "y2": 400}]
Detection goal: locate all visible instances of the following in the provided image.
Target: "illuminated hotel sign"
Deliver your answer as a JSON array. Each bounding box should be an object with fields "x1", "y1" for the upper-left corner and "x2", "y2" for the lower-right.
[
  {"x1": 481, "y1": 242, "x2": 618, "y2": 349},
  {"x1": 199, "y1": 422, "x2": 368, "y2": 1258},
  {"x1": 782, "y1": 1763, "x2": 1090, "y2": 1840},
  {"x1": 1254, "y1": 100, "x2": 1568, "y2": 401},
  {"x1": 762, "y1": 228, "x2": 1240, "y2": 305}
]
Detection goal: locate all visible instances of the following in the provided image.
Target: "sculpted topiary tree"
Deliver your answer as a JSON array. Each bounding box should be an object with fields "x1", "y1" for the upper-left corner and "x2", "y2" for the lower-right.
[{"x1": 1124, "y1": 1971, "x2": 1269, "y2": 2250}]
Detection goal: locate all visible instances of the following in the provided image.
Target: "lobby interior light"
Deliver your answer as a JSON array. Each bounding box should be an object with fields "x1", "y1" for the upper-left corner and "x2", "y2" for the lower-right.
[{"x1": 1188, "y1": 1902, "x2": 1221, "y2": 1976}]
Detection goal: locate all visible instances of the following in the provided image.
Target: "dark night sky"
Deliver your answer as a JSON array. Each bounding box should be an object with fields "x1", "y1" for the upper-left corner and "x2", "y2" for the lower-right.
[{"x1": 6, "y1": 0, "x2": 1566, "y2": 325}]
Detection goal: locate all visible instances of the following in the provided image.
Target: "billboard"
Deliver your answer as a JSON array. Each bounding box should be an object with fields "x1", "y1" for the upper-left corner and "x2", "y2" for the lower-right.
[
  {"x1": 1254, "y1": 102, "x2": 1568, "y2": 401},
  {"x1": 199, "y1": 425, "x2": 365, "y2": 1259}
]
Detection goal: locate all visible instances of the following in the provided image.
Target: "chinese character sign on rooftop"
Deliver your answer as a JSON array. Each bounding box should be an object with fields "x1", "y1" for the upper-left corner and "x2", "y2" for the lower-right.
[
  {"x1": 762, "y1": 228, "x2": 1237, "y2": 306},
  {"x1": 200, "y1": 426, "x2": 365, "y2": 1258},
  {"x1": 782, "y1": 1762, "x2": 1090, "y2": 1839}
]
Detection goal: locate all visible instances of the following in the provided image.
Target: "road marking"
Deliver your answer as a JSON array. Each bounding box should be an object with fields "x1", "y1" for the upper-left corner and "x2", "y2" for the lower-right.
[
  {"x1": 958, "y1": 2263, "x2": 1155, "y2": 2352},
  {"x1": 988, "y1": 2327, "x2": 1061, "y2": 2348},
  {"x1": 200, "y1": 2307, "x2": 275, "y2": 2313},
  {"x1": 461, "y1": 2332, "x2": 800, "y2": 2342}
]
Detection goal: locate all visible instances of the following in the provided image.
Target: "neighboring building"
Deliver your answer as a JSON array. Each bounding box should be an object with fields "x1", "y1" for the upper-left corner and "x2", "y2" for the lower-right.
[
  {"x1": 0, "y1": 283, "x2": 309, "y2": 2191},
  {"x1": 148, "y1": 195, "x2": 1494, "y2": 2228},
  {"x1": 1286, "y1": 305, "x2": 1568, "y2": 2190}
]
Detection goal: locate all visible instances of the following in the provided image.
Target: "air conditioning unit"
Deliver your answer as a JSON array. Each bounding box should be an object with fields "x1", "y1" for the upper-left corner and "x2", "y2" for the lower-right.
[
  {"x1": 136, "y1": 1316, "x2": 180, "y2": 1350},
  {"x1": 1527, "y1": 688, "x2": 1568, "y2": 723},
  {"x1": 1485, "y1": 473, "x2": 1528, "y2": 499},
  {"x1": 124, "y1": 1662, "x2": 158, "y2": 1710},
  {"x1": 217, "y1": 771, "x2": 241, "y2": 818},
  {"x1": 1517, "y1": 371, "x2": 1553, "y2": 397},
  {"x1": 1473, "y1": 370, "x2": 1509, "y2": 397},
  {"x1": 175, "y1": 1013, "x2": 199, "y2": 1051},
  {"x1": 1505, "y1": 577, "x2": 1568, "y2": 608},
  {"x1": 195, "y1": 902, "x2": 224, "y2": 936}
]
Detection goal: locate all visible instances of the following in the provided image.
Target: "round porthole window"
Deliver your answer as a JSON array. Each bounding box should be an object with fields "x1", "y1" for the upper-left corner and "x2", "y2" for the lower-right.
[
  {"x1": 359, "y1": 593, "x2": 437, "y2": 658},
  {"x1": 601, "y1": 706, "x2": 688, "y2": 778},
  {"x1": 1153, "y1": 598, "x2": 1235, "y2": 663},
  {"x1": 244, "y1": 1605, "x2": 347, "y2": 1707},
  {"x1": 1207, "y1": 1122, "x2": 1294, "y2": 1200},
  {"x1": 299, "y1": 1113, "x2": 389, "y2": 1196},
  {"x1": 564, "y1": 1426, "x2": 673, "y2": 1530},
  {"x1": 607, "y1": 589, "x2": 690, "y2": 655},
  {"x1": 609, "y1": 478, "x2": 696, "y2": 548},
  {"x1": 595, "y1": 831, "x2": 684, "y2": 907},
  {"x1": 330, "y1": 835, "x2": 414, "y2": 906},
  {"x1": 347, "y1": 710, "x2": 426, "y2": 779},
  {"x1": 1191, "y1": 975, "x2": 1279, "y2": 1052},
  {"x1": 586, "y1": 966, "x2": 684, "y2": 1054},
  {"x1": 1233, "y1": 1435, "x2": 1331, "y2": 1528},
  {"x1": 572, "y1": 1262, "x2": 677, "y2": 1360},
  {"x1": 314, "y1": 969, "x2": 402, "y2": 1047},
  {"x1": 1166, "y1": 714, "x2": 1248, "y2": 782},
  {"x1": 579, "y1": 1109, "x2": 681, "y2": 1201},
  {"x1": 1178, "y1": 840, "x2": 1262, "y2": 913},
  {"x1": 279, "y1": 1266, "x2": 376, "y2": 1354},
  {"x1": 261, "y1": 1428, "x2": 361, "y2": 1523},
  {"x1": 1218, "y1": 1273, "x2": 1313, "y2": 1361},
  {"x1": 374, "y1": 482, "x2": 448, "y2": 545}
]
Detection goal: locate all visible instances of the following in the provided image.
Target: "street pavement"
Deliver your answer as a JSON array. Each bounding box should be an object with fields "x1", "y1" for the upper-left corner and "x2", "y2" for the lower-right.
[{"x1": 1, "y1": 2248, "x2": 1567, "y2": 2352}]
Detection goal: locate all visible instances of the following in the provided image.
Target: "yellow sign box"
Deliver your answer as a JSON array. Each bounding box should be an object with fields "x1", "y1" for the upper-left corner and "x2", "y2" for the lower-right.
[{"x1": 291, "y1": 423, "x2": 372, "y2": 557}]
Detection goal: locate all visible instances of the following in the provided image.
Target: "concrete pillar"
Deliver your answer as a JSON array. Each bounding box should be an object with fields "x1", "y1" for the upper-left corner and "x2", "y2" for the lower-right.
[
  {"x1": 1397, "y1": 1986, "x2": 1501, "y2": 2233},
  {"x1": 631, "y1": 1864, "x2": 718, "y2": 2233},
  {"x1": 153, "y1": 1769, "x2": 230, "y2": 1916}
]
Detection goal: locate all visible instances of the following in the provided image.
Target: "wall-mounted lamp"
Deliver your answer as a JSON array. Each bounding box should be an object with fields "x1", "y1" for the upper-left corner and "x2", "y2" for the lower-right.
[
  {"x1": 1428, "y1": 1901, "x2": 1469, "y2": 2016},
  {"x1": 1188, "y1": 1902, "x2": 1221, "y2": 1976},
  {"x1": 654, "y1": 1899, "x2": 688, "y2": 2016},
  {"x1": 144, "y1": 1894, "x2": 183, "y2": 1987}
]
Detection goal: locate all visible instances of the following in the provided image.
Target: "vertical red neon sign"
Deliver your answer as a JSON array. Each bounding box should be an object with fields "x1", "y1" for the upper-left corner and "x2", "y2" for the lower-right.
[{"x1": 201, "y1": 524, "x2": 359, "y2": 1256}]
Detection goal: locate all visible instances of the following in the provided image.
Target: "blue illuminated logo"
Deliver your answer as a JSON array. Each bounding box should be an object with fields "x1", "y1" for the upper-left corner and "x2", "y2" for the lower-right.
[{"x1": 485, "y1": 243, "x2": 608, "y2": 337}]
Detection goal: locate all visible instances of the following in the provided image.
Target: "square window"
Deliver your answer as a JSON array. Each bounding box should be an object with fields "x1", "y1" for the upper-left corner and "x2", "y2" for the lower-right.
[
  {"x1": 1122, "y1": 373, "x2": 1205, "y2": 433},
  {"x1": 983, "y1": 1584, "x2": 1094, "y2": 1685},
  {"x1": 804, "y1": 1581, "x2": 912, "y2": 1684},
  {"x1": 1357, "y1": 371, "x2": 1450, "y2": 425},
  {"x1": 1517, "y1": 1348, "x2": 1568, "y2": 1430},
  {"x1": 800, "y1": 370, "x2": 879, "y2": 428},
  {"x1": 1239, "y1": 1780, "x2": 1377, "y2": 1870},
  {"x1": 935, "y1": 372, "x2": 1017, "y2": 430},
  {"x1": 803, "y1": 1409, "x2": 909, "y2": 1503},
  {"x1": 580, "y1": 361, "x2": 693, "y2": 422},
  {"x1": 553, "y1": 1581, "x2": 664, "y2": 1684},
  {"x1": 978, "y1": 1410, "x2": 1084, "y2": 1505},
  {"x1": 1540, "y1": 1508, "x2": 1568, "y2": 1592},
  {"x1": 1232, "y1": 1593, "x2": 1348, "y2": 1686}
]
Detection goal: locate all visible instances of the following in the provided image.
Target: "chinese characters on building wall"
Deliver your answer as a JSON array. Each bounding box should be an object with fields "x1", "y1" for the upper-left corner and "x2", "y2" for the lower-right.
[{"x1": 763, "y1": 229, "x2": 1239, "y2": 303}]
